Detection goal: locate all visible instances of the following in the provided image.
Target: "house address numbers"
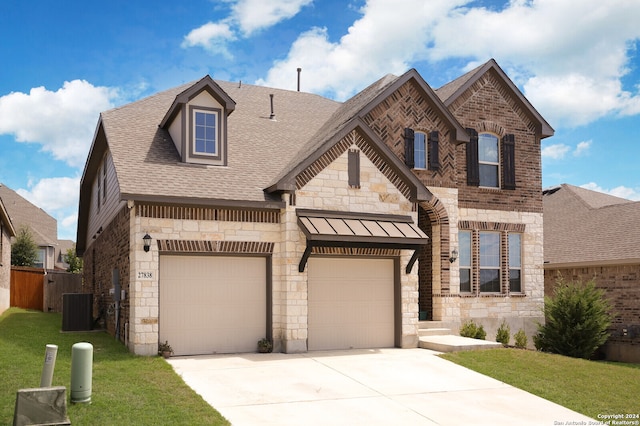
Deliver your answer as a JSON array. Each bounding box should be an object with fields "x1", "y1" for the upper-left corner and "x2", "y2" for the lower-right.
[{"x1": 137, "y1": 271, "x2": 153, "y2": 280}]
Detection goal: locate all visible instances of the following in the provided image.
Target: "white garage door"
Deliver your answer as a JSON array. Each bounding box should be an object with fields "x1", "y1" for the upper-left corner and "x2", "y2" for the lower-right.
[
  {"x1": 159, "y1": 255, "x2": 266, "y2": 356},
  {"x1": 308, "y1": 257, "x2": 395, "y2": 351}
]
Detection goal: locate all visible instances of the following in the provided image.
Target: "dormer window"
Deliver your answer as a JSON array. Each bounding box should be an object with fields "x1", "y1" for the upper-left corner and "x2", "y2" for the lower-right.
[
  {"x1": 194, "y1": 110, "x2": 217, "y2": 155},
  {"x1": 161, "y1": 75, "x2": 235, "y2": 167},
  {"x1": 191, "y1": 107, "x2": 221, "y2": 158}
]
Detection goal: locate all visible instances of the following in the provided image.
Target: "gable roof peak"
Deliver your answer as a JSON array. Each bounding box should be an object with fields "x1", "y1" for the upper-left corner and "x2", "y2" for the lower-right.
[
  {"x1": 436, "y1": 58, "x2": 554, "y2": 138},
  {"x1": 159, "y1": 74, "x2": 237, "y2": 129}
]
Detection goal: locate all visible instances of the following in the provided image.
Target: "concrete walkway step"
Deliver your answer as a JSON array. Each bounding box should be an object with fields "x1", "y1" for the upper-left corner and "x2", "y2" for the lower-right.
[
  {"x1": 418, "y1": 328, "x2": 452, "y2": 337},
  {"x1": 419, "y1": 335, "x2": 503, "y2": 352}
]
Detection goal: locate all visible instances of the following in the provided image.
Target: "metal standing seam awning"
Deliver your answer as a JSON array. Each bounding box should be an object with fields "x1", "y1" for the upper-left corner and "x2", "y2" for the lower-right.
[{"x1": 296, "y1": 209, "x2": 429, "y2": 273}]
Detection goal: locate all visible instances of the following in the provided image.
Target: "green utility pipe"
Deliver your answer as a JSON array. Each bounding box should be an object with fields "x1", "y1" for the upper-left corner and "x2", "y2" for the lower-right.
[{"x1": 70, "y1": 342, "x2": 93, "y2": 404}]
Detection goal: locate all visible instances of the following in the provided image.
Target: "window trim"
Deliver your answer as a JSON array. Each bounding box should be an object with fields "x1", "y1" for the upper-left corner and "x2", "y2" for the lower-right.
[
  {"x1": 459, "y1": 230, "x2": 472, "y2": 293},
  {"x1": 508, "y1": 232, "x2": 523, "y2": 293},
  {"x1": 189, "y1": 106, "x2": 222, "y2": 161},
  {"x1": 414, "y1": 131, "x2": 428, "y2": 169},
  {"x1": 479, "y1": 231, "x2": 501, "y2": 293},
  {"x1": 459, "y1": 227, "x2": 524, "y2": 296},
  {"x1": 478, "y1": 132, "x2": 500, "y2": 188}
]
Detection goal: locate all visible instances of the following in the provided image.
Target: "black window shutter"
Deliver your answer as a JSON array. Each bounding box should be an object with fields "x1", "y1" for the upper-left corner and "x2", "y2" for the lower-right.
[
  {"x1": 404, "y1": 128, "x2": 415, "y2": 168},
  {"x1": 428, "y1": 131, "x2": 440, "y2": 171},
  {"x1": 348, "y1": 149, "x2": 360, "y2": 188},
  {"x1": 502, "y1": 134, "x2": 516, "y2": 190},
  {"x1": 466, "y1": 128, "x2": 479, "y2": 186}
]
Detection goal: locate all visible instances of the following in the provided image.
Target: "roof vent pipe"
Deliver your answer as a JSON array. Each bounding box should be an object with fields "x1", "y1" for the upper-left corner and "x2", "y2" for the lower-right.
[
  {"x1": 297, "y1": 68, "x2": 302, "y2": 92},
  {"x1": 269, "y1": 94, "x2": 275, "y2": 120}
]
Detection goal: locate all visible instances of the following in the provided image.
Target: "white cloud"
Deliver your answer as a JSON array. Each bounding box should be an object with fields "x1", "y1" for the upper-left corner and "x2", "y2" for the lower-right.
[
  {"x1": 257, "y1": 0, "x2": 461, "y2": 99},
  {"x1": 183, "y1": 0, "x2": 312, "y2": 55},
  {"x1": 542, "y1": 140, "x2": 592, "y2": 160},
  {"x1": 541, "y1": 143, "x2": 570, "y2": 160},
  {"x1": 233, "y1": 0, "x2": 313, "y2": 36},
  {"x1": 16, "y1": 177, "x2": 80, "y2": 240},
  {"x1": 256, "y1": 0, "x2": 640, "y2": 126},
  {"x1": 181, "y1": 21, "x2": 236, "y2": 56},
  {"x1": 0, "y1": 80, "x2": 117, "y2": 168},
  {"x1": 580, "y1": 182, "x2": 640, "y2": 201},
  {"x1": 573, "y1": 140, "x2": 591, "y2": 156}
]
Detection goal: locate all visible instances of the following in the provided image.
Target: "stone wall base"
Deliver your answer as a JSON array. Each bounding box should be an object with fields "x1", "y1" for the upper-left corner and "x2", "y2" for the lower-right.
[{"x1": 283, "y1": 339, "x2": 308, "y2": 353}]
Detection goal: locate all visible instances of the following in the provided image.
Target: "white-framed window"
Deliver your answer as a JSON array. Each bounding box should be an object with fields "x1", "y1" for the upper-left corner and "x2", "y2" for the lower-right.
[
  {"x1": 414, "y1": 131, "x2": 427, "y2": 169},
  {"x1": 193, "y1": 109, "x2": 218, "y2": 156},
  {"x1": 34, "y1": 248, "x2": 46, "y2": 269},
  {"x1": 478, "y1": 133, "x2": 499, "y2": 187},
  {"x1": 509, "y1": 233, "x2": 522, "y2": 292},
  {"x1": 479, "y1": 231, "x2": 500, "y2": 292},
  {"x1": 459, "y1": 230, "x2": 472, "y2": 292}
]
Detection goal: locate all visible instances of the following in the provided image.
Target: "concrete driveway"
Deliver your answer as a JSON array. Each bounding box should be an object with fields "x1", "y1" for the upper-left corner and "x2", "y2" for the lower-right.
[{"x1": 168, "y1": 348, "x2": 593, "y2": 425}]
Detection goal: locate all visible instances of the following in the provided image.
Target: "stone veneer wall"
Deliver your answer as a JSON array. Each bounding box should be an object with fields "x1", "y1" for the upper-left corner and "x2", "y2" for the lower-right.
[
  {"x1": 0, "y1": 224, "x2": 11, "y2": 315},
  {"x1": 129, "y1": 206, "x2": 282, "y2": 356},
  {"x1": 545, "y1": 265, "x2": 640, "y2": 363},
  {"x1": 294, "y1": 140, "x2": 421, "y2": 349},
  {"x1": 454, "y1": 207, "x2": 544, "y2": 346},
  {"x1": 82, "y1": 205, "x2": 131, "y2": 340}
]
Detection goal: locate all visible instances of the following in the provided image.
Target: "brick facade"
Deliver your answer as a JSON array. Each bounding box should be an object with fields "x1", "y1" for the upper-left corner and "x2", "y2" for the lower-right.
[
  {"x1": 450, "y1": 69, "x2": 543, "y2": 213},
  {"x1": 81, "y1": 206, "x2": 130, "y2": 340},
  {"x1": 358, "y1": 71, "x2": 545, "y2": 345}
]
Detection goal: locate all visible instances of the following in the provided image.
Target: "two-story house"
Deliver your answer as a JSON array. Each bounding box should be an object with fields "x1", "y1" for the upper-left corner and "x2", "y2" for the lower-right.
[{"x1": 77, "y1": 59, "x2": 553, "y2": 356}]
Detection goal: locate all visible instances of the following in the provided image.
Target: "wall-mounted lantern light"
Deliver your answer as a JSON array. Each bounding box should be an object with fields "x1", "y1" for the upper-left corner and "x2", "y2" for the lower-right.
[
  {"x1": 143, "y1": 233, "x2": 152, "y2": 252},
  {"x1": 449, "y1": 248, "x2": 458, "y2": 263}
]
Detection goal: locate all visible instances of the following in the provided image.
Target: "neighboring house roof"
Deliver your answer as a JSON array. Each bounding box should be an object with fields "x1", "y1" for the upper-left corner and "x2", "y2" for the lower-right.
[
  {"x1": 543, "y1": 183, "x2": 640, "y2": 266},
  {"x1": 0, "y1": 183, "x2": 57, "y2": 246},
  {"x1": 55, "y1": 239, "x2": 75, "y2": 269},
  {"x1": 0, "y1": 196, "x2": 16, "y2": 238},
  {"x1": 435, "y1": 58, "x2": 554, "y2": 139}
]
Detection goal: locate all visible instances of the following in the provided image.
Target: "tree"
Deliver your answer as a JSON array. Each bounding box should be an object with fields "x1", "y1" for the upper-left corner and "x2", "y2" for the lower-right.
[
  {"x1": 64, "y1": 246, "x2": 83, "y2": 273},
  {"x1": 534, "y1": 278, "x2": 613, "y2": 359},
  {"x1": 11, "y1": 226, "x2": 38, "y2": 267}
]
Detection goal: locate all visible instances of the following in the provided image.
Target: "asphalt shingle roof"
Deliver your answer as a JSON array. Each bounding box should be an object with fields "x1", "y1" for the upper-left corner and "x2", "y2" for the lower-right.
[
  {"x1": 101, "y1": 80, "x2": 341, "y2": 204},
  {"x1": 543, "y1": 184, "x2": 640, "y2": 265},
  {"x1": 0, "y1": 184, "x2": 57, "y2": 246}
]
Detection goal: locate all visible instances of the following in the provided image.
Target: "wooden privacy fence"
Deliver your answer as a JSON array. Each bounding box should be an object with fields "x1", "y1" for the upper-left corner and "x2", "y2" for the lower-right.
[
  {"x1": 10, "y1": 267, "x2": 83, "y2": 312},
  {"x1": 10, "y1": 267, "x2": 44, "y2": 310}
]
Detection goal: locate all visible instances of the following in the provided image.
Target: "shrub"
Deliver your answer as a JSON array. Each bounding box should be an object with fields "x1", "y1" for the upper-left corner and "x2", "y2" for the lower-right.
[
  {"x1": 534, "y1": 278, "x2": 612, "y2": 359},
  {"x1": 11, "y1": 226, "x2": 38, "y2": 267},
  {"x1": 459, "y1": 320, "x2": 486, "y2": 340},
  {"x1": 514, "y1": 329, "x2": 527, "y2": 349},
  {"x1": 496, "y1": 320, "x2": 511, "y2": 345}
]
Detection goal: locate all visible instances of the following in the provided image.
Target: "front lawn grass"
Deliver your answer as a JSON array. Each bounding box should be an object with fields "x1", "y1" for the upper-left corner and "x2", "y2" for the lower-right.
[
  {"x1": 441, "y1": 348, "x2": 640, "y2": 419},
  {"x1": 0, "y1": 308, "x2": 229, "y2": 425}
]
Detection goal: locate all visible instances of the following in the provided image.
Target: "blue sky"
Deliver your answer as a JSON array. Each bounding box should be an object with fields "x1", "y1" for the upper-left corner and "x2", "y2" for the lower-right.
[{"x1": 1, "y1": 0, "x2": 639, "y2": 241}]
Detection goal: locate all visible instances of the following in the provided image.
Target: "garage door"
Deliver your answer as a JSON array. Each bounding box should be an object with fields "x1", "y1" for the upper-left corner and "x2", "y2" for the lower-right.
[
  {"x1": 308, "y1": 257, "x2": 395, "y2": 351},
  {"x1": 159, "y1": 255, "x2": 266, "y2": 356}
]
